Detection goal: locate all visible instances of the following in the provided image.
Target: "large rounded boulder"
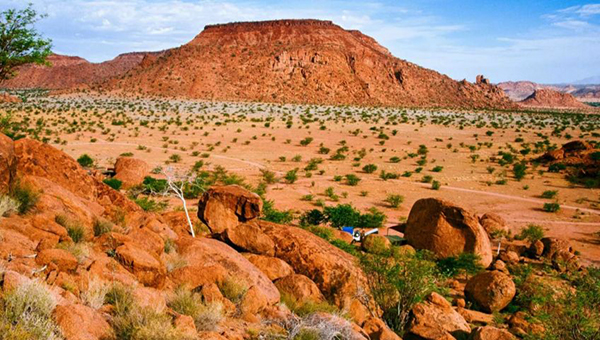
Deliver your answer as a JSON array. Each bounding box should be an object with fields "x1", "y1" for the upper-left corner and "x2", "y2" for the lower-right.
[
  {"x1": 404, "y1": 198, "x2": 493, "y2": 267},
  {"x1": 113, "y1": 157, "x2": 150, "y2": 189},
  {"x1": 465, "y1": 270, "x2": 516, "y2": 313},
  {"x1": 197, "y1": 185, "x2": 263, "y2": 234}
]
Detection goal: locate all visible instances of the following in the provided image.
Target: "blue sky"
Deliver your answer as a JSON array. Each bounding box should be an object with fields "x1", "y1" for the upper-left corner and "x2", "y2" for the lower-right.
[{"x1": 3, "y1": 0, "x2": 599, "y2": 83}]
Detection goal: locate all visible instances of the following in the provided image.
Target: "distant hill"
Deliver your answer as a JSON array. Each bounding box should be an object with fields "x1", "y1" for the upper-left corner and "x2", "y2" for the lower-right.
[
  {"x1": 573, "y1": 76, "x2": 600, "y2": 85},
  {"x1": 1, "y1": 52, "x2": 161, "y2": 89},
  {"x1": 498, "y1": 81, "x2": 600, "y2": 103}
]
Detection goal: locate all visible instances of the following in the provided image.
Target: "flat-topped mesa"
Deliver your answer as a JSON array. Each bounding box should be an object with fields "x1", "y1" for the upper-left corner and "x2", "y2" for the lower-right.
[{"x1": 203, "y1": 19, "x2": 336, "y2": 31}]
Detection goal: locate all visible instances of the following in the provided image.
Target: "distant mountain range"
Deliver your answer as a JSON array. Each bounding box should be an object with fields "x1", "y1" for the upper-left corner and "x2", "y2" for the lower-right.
[{"x1": 498, "y1": 81, "x2": 600, "y2": 103}]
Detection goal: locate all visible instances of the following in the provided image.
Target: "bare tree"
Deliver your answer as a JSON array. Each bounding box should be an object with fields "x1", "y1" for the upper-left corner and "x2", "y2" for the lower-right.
[{"x1": 160, "y1": 167, "x2": 202, "y2": 238}]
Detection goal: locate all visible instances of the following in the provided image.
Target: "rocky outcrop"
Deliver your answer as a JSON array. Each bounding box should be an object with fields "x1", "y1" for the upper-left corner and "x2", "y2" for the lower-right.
[
  {"x1": 242, "y1": 254, "x2": 293, "y2": 281},
  {"x1": 197, "y1": 185, "x2": 263, "y2": 234},
  {"x1": 406, "y1": 292, "x2": 470, "y2": 340},
  {"x1": 471, "y1": 326, "x2": 516, "y2": 340},
  {"x1": 109, "y1": 19, "x2": 516, "y2": 109},
  {"x1": 404, "y1": 198, "x2": 493, "y2": 267},
  {"x1": 275, "y1": 274, "x2": 324, "y2": 302},
  {"x1": 54, "y1": 304, "x2": 111, "y2": 340},
  {"x1": 479, "y1": 213, "x2": 509, "y2": 238},
  {"x1": 177, "y1": 237, "x2": 280, "y2": 305},
  {"x1": 113, "y1": 157, "x2": 150, "y2": 189},
  {"x1": 465, "y1": 271, "x2": 516, "y2": 313}
]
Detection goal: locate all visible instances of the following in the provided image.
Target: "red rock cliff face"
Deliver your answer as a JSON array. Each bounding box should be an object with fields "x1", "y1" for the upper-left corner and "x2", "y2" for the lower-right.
[
  {"x1": 2, "y1": 52, "x2": 158, "y2": 89},
  {"x1": 110, "y1": 19, "x2": 516, "y2": 109}
]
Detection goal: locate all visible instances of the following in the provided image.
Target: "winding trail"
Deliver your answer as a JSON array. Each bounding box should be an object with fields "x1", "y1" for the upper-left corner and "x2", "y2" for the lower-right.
[{"x1": 61, "y1": 140, "x2": 600, "y2": 221}]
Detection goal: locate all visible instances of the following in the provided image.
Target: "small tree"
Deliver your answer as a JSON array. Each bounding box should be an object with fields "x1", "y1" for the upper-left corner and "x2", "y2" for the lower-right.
[
  {"x1": 160, "y1": 167, "x2": 203, "y2": 237},
  {"x1": 0, "y1": 4, "x2": 52, "y2": 82}
]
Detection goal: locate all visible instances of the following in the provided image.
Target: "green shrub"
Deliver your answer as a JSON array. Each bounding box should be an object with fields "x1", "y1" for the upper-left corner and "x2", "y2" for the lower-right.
[
  {"x1": 359, "y1": 250, "x2": 443, "y2": 333},
  {"x1": 362, "y1": 164, "x2": 378, "y2": 173},
  {"x1": 323, "y1": 204, "x2": 360, "y2": 228},
  {"x1": 344, "y1": 174, "x2": 361, "y2": 186},
  {"x1": 385, "y1": 194, "x2": 404, "y2": 208},
  {"x1": 77, "y1": 154, "x2": 94, "y2": 167},
  {"x1": 431, "y1": 166, "x2": 443, "y2": 172},
  {"x1": 299, "y1": 209, "x2": 325, "y2": 226},
  {"x1": 541, "y1": 190, "x2": 558, "y2": 199},
  {"x1": 357, "y1": 207, "x2": 386, "y2": 229},
  {"x1": 134, "y1": 197, "x2": 167, "y2": 212},
  {"x1": 262, "y1": 199, "x2": 294, "y2": 224},
  {"x1": 543, "y1": 202, "x2": 560, "y2": 213},
  {"x1": 431, "y1": 180, "x2": 441, "y2": 190},
  {"x1": 513, "y1": 162, "x2": 527, "y2": 181},
  {"x1": 284, "y1": 169, "x2": 299, "y2": 184},
  {"x1": 421, "y1": 175, "x2": 433, "y2": 183},
  {"x1": 517, "y1": 224, "x2": 545, "y2": 242},
  {"x1": 437, "y1": 253, "x2": 484, "y2": 279},
  {"x1": 103, "y1": 178, "x2": 123, "y2": 190}
]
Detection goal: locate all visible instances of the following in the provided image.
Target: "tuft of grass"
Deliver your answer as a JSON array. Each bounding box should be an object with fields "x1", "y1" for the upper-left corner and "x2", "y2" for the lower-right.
[
  {"x1": 93, "y1": 218, "x2": 113, "y2": 237},
  {"x1": 9, "y1": 181, "x2": 40, "y2": 215},
  {"x1": 81, "y1": 277, "x2": 109, "y2": 310},
  {"x1": 167, "y1": 286, "x2": 223, "y2": 331},
  {"x1": 0, "y1": 280, "x2": 63, "y2": 340},
  {"x1": 218, "y1": 277, "x2": 248, "y2": 304}
]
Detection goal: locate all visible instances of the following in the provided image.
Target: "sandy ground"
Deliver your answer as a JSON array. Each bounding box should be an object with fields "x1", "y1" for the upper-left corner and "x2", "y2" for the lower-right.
[{"x1": 4, "y1": 93, "x2": 600, "y2": 265}]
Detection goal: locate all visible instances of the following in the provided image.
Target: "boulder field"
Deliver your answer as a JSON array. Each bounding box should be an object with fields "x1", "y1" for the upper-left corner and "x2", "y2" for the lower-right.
[{"x1": 0, "y1": 134, "x2": 587, "y2": 339}]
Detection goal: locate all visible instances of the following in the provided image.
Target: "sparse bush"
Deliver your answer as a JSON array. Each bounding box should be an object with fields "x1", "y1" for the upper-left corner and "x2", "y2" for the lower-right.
[
  {"x1": 284, "y1": 169, "x2": 299, "y2": 184},
  {"x1": 517, "y1": 224, "x2": 545, "y2": 242},
  {"x1": 262, "y1": 199, "x2": 294, "y2": 224},
  {"x1": 385, "y1": 194, "x2": 404, "y2": 208},
  {"x1": 344, "y1": 174, "x2": 361, "y2": 186},
  {"x1": 299, "y1": 209, "x2": 325, "y2": 227},
  {"x1": 543, "y1": 202, "x2": 560, "y2": 213},
  {"x1": 541, "y1": 190, "x2": 558, "y2": 199},
  {"x1": 437, "y1": 253, "x2": 483, "y2": 279},
  {"x1": 359, "y1": 249, "x2": 443, "y2": 333},
  {"x1": 103, "y1": 178, "x2": 123, "y2": 190},
  {"x1": 362, "y1": 164, "x2": 378, "y2": 174},
  {"x1": 77, "y1": 154, "x2": 94, "y2": 167},
  {"x1": 431, "y1": 180, "x2": 441, "y2": 190},
  {"x1": 513, "y1": 162, "x2": 527, "y2": 181}
]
